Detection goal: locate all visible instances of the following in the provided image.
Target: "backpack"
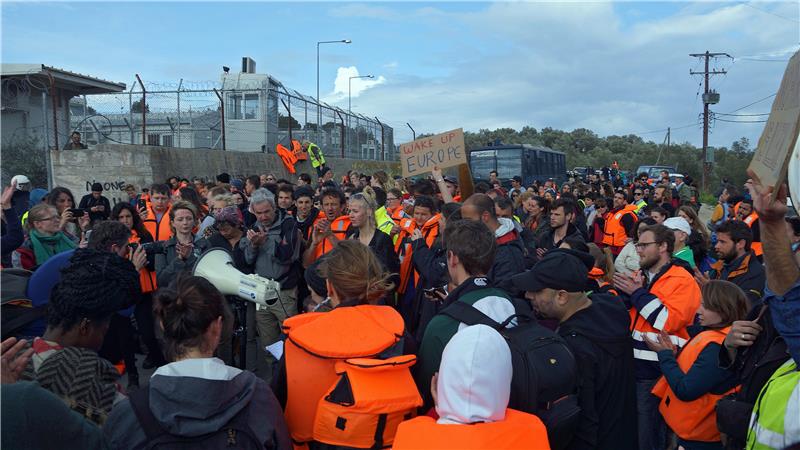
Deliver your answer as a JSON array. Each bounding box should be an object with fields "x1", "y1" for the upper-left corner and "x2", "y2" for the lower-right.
[
  {"x1": 128, "y1": 386, "x2": 263, "y2": 449},
  {"x1": 441, "y1": 301, "x2": 581, "y2": 450}
]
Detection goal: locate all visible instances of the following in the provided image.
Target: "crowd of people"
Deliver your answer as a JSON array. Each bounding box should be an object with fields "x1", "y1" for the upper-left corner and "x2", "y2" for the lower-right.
[{"x1": 0, "y1": 163, "x2": 798, "y2": 450}]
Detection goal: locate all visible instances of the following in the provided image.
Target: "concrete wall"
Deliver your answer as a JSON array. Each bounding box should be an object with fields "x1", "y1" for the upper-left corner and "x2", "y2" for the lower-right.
[{"x1": 51, "y1": 143, "x2": 400, "y2": 206}]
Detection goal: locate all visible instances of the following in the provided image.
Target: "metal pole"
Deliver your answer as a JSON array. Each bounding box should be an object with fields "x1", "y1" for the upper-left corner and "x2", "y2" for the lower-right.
[
  {"x1": 46, "y1": 71, "x2": 59, "y2": 150},
  {"x1": 702, "y1": 51, "x2": 709, "y2": 193},
  {"x1": 135, "y1": 74, "x2": 146, "y2": 145},
  {"x1": 42, "y1": 91, "x2": 53, "y2": 189},
  {"x1": 214, "y1": 88, "x2": 226, "y2": 151},
  {"x1": 407, "y1": 122, "x2": 416, "y2": 141},
  {"x1": 129, "y1": 89, "x2": 134, "y2": 144},
  {"x1": 375, "y1": 116, "x2": 385, "y2": 161},
  {"x1": 348, "y1": 76, "x2": 352, "y2": 114},
  {"x1": 177, "y1": 78, "x2": 183, "y2": 147},
  {"x1": 336, "y1": 110, "x2": 345, "y2": 158},
  {"x1": 316, "y1": 42, "x2": 320, "y2": 141}
]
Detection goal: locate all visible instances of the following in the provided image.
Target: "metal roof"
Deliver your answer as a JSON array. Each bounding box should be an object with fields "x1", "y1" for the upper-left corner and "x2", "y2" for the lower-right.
[{"x1": 1, "y1": 64, "x2": 126, "y2": 94}]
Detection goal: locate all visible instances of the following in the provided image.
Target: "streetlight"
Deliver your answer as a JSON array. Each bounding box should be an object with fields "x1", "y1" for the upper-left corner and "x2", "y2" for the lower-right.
[
  {"x1": 348, "y1": 75, "x2": 374, "y2": 114},
  {"x1": 317, "y1": 39, "x2": 351, "y2": 140}
]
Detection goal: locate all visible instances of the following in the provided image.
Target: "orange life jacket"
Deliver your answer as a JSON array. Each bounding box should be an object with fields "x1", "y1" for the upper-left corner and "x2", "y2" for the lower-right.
[
  {"x1": 742, "y1": 212, "x2": 762, "y2": 256},
  {"x1": 394, "y1": 217, "x2": 417, "y2": 295},
  {"x1": 276, "y1": 143, "x2": 298, "y2": 174},
  {"x1": 129, "y1": 230, "x2": 157, "y2": 294},
  {"x1": 142, "y1": 202, "x2": 173, "y2": 242},
  {"x1": 311, "y1": 214, "x2": 351, "y2": 261},
  {"x1": 630, "y1": 264, "x2": 701, "y2": 365},
  {"x1": 602, "y1": 204, "x2": 639, "y2": 247},
  {"x1": 401, "y1": 214, "x2": 442, "y2": 290},
  {"x1": 291, "y1": 139, "x2": 307, "y2": 161},
  {"x1": 282, "y1": 305, "x2": 420, "y2": 449},
  {"x1": 393, "y1": 408, "x2": 551, "y2": 450},
  {"x1": 652, "y1": 327, "x2": 738, "y2": 442}
]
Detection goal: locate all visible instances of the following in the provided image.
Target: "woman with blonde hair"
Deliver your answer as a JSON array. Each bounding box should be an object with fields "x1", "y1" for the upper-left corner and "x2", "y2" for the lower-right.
[
  {"x1": 18, "y1": 203, "x2": 78, "y2": 268},
  {"x1": 648, "y1": 280, "x2": 747, "y2": 450},
  {"x1": 348, "y1": 187, "x2": 399, "y2": 289}
]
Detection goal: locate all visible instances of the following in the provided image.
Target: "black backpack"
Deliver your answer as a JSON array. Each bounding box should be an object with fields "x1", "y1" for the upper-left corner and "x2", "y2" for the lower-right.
[
  {"x1": 442, "y1": 301, "x2": 581, "y2": 450},
  {"x1": 128, "y1": 386, "x2": 263, "y2": 449}
]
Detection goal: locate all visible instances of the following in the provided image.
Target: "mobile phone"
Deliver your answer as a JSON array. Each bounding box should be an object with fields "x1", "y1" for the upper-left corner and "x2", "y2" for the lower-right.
[
  {"x1": 128, "y1": 242, "x2": 139, "y2": 251},
  {"x1": 68, "y1": 208, "x2": 85, "y2": 217},
  {"x1": 137, "y1": 199, "x2": 147, "y2": 209}
]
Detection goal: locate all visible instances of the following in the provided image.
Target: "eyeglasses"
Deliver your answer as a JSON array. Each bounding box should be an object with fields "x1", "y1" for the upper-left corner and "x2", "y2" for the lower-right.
[
  {"x1": 634, "y1": 192, "x2": 643, "y2": 196},
  {"x1": 386, "y1": 197, "x2": 399, "y2": 202},
  {"x1": 635, "y1": 241, "x2": 659, "y2": 250},
  {"x1": 36, "y1": 216, "x2": 60, "y2": 222}
]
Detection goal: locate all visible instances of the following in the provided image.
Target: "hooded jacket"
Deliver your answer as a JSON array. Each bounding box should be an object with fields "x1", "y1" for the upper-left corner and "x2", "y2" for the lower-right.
[
  {"x1": 708, "y1": 251, "x2": 765, "y2": 307},
  {"x1": 557, "y1": 294, "x2": 638, "y2": 450},
  {"x1": 489, "y1": 218, "x2": 526, "y2": 285},
  {"x1": 394, "y1": 325, "x2": 550, "y2": 450},
  {"x1": 103, "y1": 357, "x2": 291, "y2": 450}
]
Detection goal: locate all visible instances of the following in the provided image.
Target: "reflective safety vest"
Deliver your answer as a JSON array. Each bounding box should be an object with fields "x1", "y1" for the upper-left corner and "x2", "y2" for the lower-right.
[
  {"x1": 742, "y1": 212, "x2": 763, "y2": 256},
  {"x1": 746, "y1": 358, "x2": 800, "y2": 450},
  {"x1": 311, "y1": 214, "x2": 350, "y2": 261},
  {"x1": 375, "y1": 206, "x2": 394, "y2": 238},
  {"x1": 634, "y1": 199, "x2": 648, "y2": 215},
  {"x1": 129, "y1": 230, "x2": 157, "y2": 294},
  {"x1": 421, "y1": 213, "x2": 441, "y2": 249},
  {"x1": 652, "y1": 327, "x2": 738, "y2": 442},
  {"x1": 630, "y1": 264, "x2": 701, "y2": 365},
  {"x1": 282, "y1": 305, "x2": 420, "y2": 448},
  {"x1": 393, "y1": 408, "x2": 551, "y2": 450},
  {"x1": 603, "y1": 204, "x2": 639, "y2": 248},
  {"x1": 142, "y1": 202, "x2": 173, "y2": 242},
  {"x1": 276, "y1": 143, "x2": 298, "y2": 174},
  {"x1": 307, "y1": 142, "x2": 325, "y2": 168}
]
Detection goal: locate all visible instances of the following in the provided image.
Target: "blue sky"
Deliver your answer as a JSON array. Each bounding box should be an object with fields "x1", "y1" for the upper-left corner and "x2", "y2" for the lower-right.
[{"x1": 3, "y1": 1, "x2": 798, "y2": 147}]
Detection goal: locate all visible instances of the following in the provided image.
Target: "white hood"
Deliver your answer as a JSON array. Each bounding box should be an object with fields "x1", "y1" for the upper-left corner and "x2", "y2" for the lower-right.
[
  {"x1": 495, "y1": 217, "x2": 516, "y2": 238},
  {"x1": 436, "y1": 324, "x2": 512, "y2": 425}
]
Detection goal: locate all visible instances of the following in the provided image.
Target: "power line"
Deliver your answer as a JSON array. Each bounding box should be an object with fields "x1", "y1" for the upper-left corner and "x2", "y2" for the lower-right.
[
  {"x1": 712, "y1": 111, "x2": 770, "y2": 117},
  {"x1": 723, "y1": 93, "x2": 777, "y2": 114},
  {"x1": 742, "y1": 2, "x2": 800, "y2": 23},
  {"x1": 713, "y1": 117, "x2": 768, "y2": 123}
]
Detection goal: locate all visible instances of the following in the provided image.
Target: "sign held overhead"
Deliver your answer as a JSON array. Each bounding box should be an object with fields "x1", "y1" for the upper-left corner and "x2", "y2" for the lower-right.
[
  {"x1": 748, "y1": 50, "x2": 800, "y2": 200},
  {"x1": 400, "y1": 128, "x2": 466, "y2": 177}
]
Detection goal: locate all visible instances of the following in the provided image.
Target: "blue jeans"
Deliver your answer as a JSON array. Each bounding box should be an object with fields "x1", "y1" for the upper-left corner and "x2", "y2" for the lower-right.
[{"x1": 637, "y1": 378, "x2": 666, "y2": 450}]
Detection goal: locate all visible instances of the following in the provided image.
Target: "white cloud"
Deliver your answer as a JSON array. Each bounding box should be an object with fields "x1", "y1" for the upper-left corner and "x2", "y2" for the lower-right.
[
  {"x1": 345, "y1": 2, "x2": 799, "y2": 148},
  {"x1": 322, "y1": 66, "x2": 386, "y2": 105}
]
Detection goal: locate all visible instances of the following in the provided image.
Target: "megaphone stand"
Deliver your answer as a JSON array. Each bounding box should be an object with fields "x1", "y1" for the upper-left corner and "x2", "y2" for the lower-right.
[{"x1": 193, "y1": 248, "x2": 282, "y2": 371}]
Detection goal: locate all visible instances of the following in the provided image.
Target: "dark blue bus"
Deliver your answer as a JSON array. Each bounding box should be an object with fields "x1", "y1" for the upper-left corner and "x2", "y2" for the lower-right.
[{"x1": 469, "y1": 143, "x2": 567, "y2": 186}]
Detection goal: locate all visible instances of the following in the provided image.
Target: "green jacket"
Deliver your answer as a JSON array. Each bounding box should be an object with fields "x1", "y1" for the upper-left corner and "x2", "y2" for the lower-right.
[
  {"x1": 746, "y1": 359, "x2": 800, "y2": 450},
  {"x1": 414, "y1": 277, "x2": 516, "y2": 409}
]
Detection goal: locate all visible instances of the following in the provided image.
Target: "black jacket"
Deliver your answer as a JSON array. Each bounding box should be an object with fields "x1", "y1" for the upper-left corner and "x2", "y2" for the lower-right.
[
  {"x1": 409, "y1": 239, "x2": 448, "y2": 342},
  {"x1": 197, "y1": 231, "x2": 252, "y2": 274},
  {"x1": 709, "y1": 252, "x2": 765, "y2": 307},
  {"x1": 78, "y1": 193, "x2": 111, "y2": 223},
  {"x1": 558, "y1": 293, "x2": 638, "y2": 450},
  {"x1": 489, "y1": 220, "x2": 526, "y2": 286},
  {"x1": 537, "y1": 223, "x2": 585, "y2": 253},
  {"x1": 348, "y1": 229, "x2": 400, "y2": 288}
]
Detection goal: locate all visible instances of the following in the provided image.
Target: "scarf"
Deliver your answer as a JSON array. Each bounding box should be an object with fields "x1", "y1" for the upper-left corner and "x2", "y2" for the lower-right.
[{"x1": 29, "y1": 229, "x2": 76, "y2": 265}]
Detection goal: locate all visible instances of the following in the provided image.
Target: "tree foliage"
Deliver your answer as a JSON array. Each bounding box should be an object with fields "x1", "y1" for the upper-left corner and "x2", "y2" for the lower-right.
[
  {"x1": 131, "y1": 99, "x2": 150, "y2": 113},
  {"x1": 1, "y1": 135, "x2": 48, "y2": 188},
  {"x1": 462, "y1": 127, "x2": 753, "y2": 191}
]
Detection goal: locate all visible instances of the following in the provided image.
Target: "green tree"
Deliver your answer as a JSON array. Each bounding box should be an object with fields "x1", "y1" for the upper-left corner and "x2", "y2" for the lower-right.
[{"x1": 131, "y1": 99, "x2": 150, "y2": 113}]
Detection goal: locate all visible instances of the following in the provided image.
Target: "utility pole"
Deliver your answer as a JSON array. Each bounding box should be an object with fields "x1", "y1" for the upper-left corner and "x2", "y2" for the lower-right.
[{"x1": 690, "y1": 51, "x2": 730, "y2": 192}]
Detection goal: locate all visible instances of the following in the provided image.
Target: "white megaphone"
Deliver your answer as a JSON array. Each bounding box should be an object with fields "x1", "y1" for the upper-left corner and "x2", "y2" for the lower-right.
[
  {"x1": 192, "y1": 248, "x2": 281, "y2": 307},
  {"x1": 788, "y1": 132, "x2": 800, "y2": 215}
]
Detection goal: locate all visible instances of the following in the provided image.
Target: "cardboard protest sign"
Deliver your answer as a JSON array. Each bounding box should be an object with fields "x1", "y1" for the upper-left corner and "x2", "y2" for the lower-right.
[
  {"x1": 400, "y1": 128, "x2": 466, "y2": 178},
  {"x1": 748, "y1": 50, "x2": 800, "y2": 199}
]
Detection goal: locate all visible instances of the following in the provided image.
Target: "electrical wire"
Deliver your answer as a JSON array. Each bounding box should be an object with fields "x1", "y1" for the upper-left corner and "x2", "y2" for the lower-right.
[
  {"x1": 713, "y1": 117, "x2": 768, "y2": 123},
  {"x1": 742, "y1": 2, "x2": 800, "y2": 23},
  {"x1": 712, "y1": 111, "x2": 770, "y2": 117},
  {"x1": 721, "y1": 93, "x2": 777, "y2": 114}
]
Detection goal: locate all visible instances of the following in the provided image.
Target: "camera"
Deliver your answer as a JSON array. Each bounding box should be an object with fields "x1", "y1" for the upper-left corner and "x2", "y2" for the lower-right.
[
  {"x1": 128, "y1": 241, "x2": 165, "y2": 256},
  {"x1": 68, "y1": 208, "x2": 86, "y2": 218}
]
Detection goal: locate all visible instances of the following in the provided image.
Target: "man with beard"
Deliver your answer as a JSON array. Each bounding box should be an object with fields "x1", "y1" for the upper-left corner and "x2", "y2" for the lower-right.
[
  {"x1": 699, "y1": 220, "x2": 765, "y2": 307},
  {"x1": 651, "y1": 184, "x2": 675, "y2": 217},
  {"x1": 613, "y1": 224, "x2": 701, "y2": 450},
  {"x1": 536, "y1": 198, "x2": 584, "y2": 256}
]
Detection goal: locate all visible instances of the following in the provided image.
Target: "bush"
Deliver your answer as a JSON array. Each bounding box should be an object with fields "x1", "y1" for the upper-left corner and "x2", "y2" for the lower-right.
[{"x1": 1, "y1": 135, "x2": 48, "y2": 188}]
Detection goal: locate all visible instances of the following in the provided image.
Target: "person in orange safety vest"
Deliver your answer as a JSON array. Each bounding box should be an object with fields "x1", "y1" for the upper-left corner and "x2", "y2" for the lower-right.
[
  {"x1": 602, "y1": 191, "x2": 638, "y2": 256},
  {"x1": 736, "y1": 199, "x2": 763, "y2": 257},
  {"x1": 394, "y1": 324, "x2": 550, "y2": 450},
  {"x1": 649, "y1": 280, "x2": 747, "y2": 449},
  {"x1": 302, "y1": 187, "x2": 350, "y2": 266},
  {"x1": 612, "y1": 224, "x2": 701, "y2": 450},
  {"x1": 141, "y1": 184, "x2": 173, "y2": 242}
]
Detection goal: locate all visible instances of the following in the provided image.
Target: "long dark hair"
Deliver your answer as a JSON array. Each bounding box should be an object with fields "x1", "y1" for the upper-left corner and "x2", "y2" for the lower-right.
[
  {"x1": 47, "y1": 186, "x2": 76, "y2": 212},
  {"x1": 111, "y1": 202, "x2": 153, "y2": 242},
  {"x1": 179, "y1": 187, "x2": 205, "y2": 217}
]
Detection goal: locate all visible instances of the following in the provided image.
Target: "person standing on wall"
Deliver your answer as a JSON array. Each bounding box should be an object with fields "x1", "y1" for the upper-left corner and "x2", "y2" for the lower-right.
[
  {"x1": 62, "y1": 131, "x2": 88, "y2": 150},
  {"x1": 78, "y1": 183, "x2": 111, "y2": 225},
  {"x1": 303, "y1": 140, "x2": 326, "y2": 178}
]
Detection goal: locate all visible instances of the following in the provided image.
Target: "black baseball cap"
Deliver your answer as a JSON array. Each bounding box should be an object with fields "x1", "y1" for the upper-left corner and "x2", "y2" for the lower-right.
[
  {"x1": 443, "y1": 175, "x2": 458, "y2": 185},
  {"x1": 512, "y1": 175, "x2": 522, "y2": 183},
  {"x1": 511, "y1": 249, "x2": 592, "y2": 293}
]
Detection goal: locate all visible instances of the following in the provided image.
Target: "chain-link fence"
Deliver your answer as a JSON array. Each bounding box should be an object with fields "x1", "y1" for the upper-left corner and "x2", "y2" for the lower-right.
[{"x1": 70, "y1": 78, "x2": 396, "y2": 161}]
